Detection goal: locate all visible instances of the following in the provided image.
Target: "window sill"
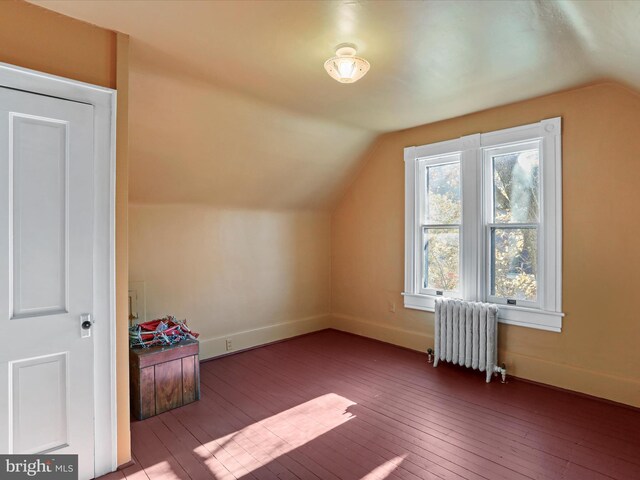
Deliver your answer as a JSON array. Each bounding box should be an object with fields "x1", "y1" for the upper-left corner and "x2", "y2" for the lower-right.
[{"x1": 402, "y1": 293, "x2": 563, "y2": 332}]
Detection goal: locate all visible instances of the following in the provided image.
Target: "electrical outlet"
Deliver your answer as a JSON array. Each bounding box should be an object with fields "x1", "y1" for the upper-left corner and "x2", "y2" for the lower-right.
[
  {"x1": 388, "y1": 301, "x2": 396, "y2": 313},
  {"x1": 225, "y1": 339, "x2": 232, "y2": 351}
]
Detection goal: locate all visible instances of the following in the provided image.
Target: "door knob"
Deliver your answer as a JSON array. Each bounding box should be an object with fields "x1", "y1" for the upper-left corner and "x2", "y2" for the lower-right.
[{"x1": 80, "y1": 313, "x2": 93, "y2": 338}]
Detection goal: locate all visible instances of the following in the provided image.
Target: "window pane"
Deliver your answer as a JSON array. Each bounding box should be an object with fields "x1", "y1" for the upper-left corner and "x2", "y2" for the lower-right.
[
  {"x1": 423, "y1": 228, "x2": 460, "y2": 291},
  {"x1": 426, "y1": 162, "x2": 461, "y2": 224},
  {"x1": 493, "y1": 149, "x2": 539, "y2": 223},
  {"x1": 491, "y1": 228, "x2": 537, "y2": 301}
]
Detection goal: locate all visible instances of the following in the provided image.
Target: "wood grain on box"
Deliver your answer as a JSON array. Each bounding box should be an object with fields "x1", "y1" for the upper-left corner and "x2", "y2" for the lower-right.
[{"x1": 129, "y1": 339, "x2": 200, "y2": 420}]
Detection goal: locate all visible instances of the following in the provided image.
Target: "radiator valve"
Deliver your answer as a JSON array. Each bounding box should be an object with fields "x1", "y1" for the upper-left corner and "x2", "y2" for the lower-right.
[
  {"x1": 494, "y1": 363, "x2": 507, "y2": 383},
  {"x1": 426, "y1": 348, "x2": 434, "y2": 364}
]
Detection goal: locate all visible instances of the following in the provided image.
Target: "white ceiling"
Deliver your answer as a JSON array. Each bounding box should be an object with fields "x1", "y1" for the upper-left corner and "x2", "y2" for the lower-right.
[{"x1": 30, "y1": 0, "x2": 640, "y2": 208}]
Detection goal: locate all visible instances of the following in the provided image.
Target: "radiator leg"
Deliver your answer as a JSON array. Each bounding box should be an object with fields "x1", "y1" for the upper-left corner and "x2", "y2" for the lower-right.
[{"x1": 426, "y1": 348, "x2": 434, "y2": 364}]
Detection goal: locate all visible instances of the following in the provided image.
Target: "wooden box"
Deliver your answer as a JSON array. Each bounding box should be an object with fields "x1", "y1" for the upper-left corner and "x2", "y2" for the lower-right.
[{"x1": 130, "y1": 339, "x2": 200, "y2": 420}]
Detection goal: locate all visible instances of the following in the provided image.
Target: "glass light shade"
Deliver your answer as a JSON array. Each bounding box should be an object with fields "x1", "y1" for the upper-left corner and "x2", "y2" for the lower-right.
[{"x1": 324, "y1": 45, "x2": 370, "y2": 84}]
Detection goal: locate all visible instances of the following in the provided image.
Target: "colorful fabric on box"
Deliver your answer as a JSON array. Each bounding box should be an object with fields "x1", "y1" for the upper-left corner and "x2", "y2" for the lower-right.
[{"x1": 129, "y1": 316, "x2": 199, "y2": 348}]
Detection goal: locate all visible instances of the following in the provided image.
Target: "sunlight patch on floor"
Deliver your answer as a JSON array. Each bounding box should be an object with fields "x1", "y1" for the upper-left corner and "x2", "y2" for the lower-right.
[
  {"x1": 200, "y1": 393, "x2": 357, "y2": 476},
  {"x1": 140, "y1": 460, "x2": 172, "y2": 479},
  {"x1": 359, "y1": 455, "x2": 407, "y2": 480}
]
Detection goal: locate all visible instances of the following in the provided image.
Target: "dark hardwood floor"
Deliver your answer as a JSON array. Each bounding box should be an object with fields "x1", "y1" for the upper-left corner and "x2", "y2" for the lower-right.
[{"x1": 103, "y1": 329, "x2": 640, "y2": 480}]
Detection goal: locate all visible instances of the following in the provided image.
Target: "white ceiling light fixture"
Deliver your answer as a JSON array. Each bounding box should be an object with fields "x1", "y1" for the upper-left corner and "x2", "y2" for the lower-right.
[{"x1": 324, "y1": 43, "x2": 370, "y2": 84}]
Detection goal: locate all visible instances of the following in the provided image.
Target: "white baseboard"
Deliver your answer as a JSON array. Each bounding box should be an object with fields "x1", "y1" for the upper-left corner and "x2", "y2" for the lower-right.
[
  {"x1": 330, "y1": 313, "x2": 640, "y2": 408},
  {"x1": 199, "y1": 314, "x2": 332, "y2": 360},
  {"x1": 329, "y1": 313, "x2": 433, "y2": 352},
  {"x1": 502, "y1": 351, "x2": 640, "y2": 408}
]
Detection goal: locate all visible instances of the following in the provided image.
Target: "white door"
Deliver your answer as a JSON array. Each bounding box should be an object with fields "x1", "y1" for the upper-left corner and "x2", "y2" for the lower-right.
[{"x1": 0, "y1": 87, "x2": 96, "y2": 479}]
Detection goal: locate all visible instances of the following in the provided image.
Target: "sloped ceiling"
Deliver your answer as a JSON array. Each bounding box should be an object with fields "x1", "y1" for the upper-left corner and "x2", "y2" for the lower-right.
[{"x1": 30, "y1": 0, "x2": 640, "y2": 209}]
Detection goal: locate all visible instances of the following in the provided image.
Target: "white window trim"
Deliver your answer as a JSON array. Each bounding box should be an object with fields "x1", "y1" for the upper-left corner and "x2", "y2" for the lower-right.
[{"x1": 404, "y1": 117, "x2": 564, "y2": 332}]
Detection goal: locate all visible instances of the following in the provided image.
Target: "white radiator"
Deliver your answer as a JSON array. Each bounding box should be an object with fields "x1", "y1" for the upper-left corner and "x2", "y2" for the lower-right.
[{"x1": 432, "y1": 298, "x2": 506, "y2": 383}]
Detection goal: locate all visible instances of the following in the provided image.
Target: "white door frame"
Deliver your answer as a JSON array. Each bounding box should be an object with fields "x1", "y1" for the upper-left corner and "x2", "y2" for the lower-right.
[{"x1": 0, "y1": 63, "x2": 117, "y2": 475}]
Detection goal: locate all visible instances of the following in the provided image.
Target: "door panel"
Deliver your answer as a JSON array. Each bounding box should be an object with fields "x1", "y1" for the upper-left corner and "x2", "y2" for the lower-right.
[
  {"x1": 11, "y1": 353, "x2": 69, "y2": 454},
  {"x1": 11, "y1": 115, "x2": 68, "y2": 318},
  {"x1": 0, "y1": 87, "x2": 96, "y2": 480}
]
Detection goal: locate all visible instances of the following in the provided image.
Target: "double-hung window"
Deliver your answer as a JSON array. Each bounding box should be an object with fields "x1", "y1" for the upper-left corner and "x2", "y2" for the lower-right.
[
  {"x1": 419, "y1": 154, "x2": 462, "y2": 297},
  {"x1": 404, "y1": 118, "x2": 563, "y2": 331}
]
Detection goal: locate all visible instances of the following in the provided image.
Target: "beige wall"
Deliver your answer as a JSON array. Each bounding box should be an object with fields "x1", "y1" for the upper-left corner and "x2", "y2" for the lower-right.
[
  {"x1": 129, "y1": 204, "x2": 332, "y2": 358},
  {"x1": 0, "y1": 0, "x2": 115, "y2": 88},
  {"x1": 331, "y1": 82, "x2": 640, "y2": 407},
  {"x1": 0, "y1": 1, "x2": 131, "y2": 465}
]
